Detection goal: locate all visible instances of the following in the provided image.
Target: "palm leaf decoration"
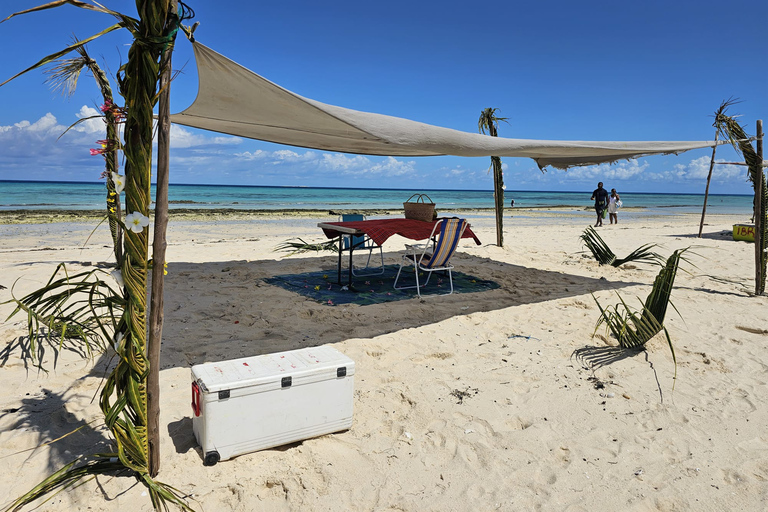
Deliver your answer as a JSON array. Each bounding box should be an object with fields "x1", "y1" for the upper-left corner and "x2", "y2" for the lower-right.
[
  {"x1": 1, "y1": 1, "x2": 197, "y2": 510},
  {"x1": 580, "y1": 226, "x2": 663, "y2": 267},
  {"x1": 713, "y1": 99, "x2": 766, "y2": 295},
  {"x1": 275, "y1": 237, "x2": 340, "y2": 256},
  {"x1": 2, "y1": 264, "x2": 124, "y2": 364},
  {"x1": 593, "y1": 248, "x2": 689, "y2": 384},
  {"x1": 45, "y1": 40, "x2": 124, "y2": 265}
]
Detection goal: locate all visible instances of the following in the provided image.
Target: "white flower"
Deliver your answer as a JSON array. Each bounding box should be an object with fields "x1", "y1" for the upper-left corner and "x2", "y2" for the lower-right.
[
  {"x1": 111, "y1": 269, "x2": 124, "y2": 288},
  {"x1": 502, "y1": 185, "x2": 507, "y2": 190},
  {"x1": 111, "y1": 172, "x2": 125, "y2": 195},
  {"x1": 113, "y1": 332, "x2": 124, "y2": 353},
  {"x1": 125, "y1": 211, "x2": 150, "y2": 233}
]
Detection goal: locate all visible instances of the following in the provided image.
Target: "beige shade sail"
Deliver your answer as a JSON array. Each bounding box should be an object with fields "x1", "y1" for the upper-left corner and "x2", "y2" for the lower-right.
[{"x1": 170, "y1": 43, "x2": 718, "y2": 169}]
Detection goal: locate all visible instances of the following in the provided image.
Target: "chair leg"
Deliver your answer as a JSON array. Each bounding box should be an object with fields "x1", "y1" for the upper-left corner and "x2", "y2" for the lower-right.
[
  {"x1": 393, "y1": 256, "x2": 408, "y2": 290},
  {"x1": 394, "y1": 254, "x2": 420, "y2": 291},
  {"x1": 422, "y1": 269, "x2": 433, "y2": 287},
  {"x1": 351, "y1": 245, "x2": 385, "y2": 277}
]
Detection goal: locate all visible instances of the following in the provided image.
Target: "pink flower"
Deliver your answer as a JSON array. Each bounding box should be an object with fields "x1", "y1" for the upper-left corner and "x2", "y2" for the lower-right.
[
  {"x1": 327, "y1": 300, "x2": 334, "y2": 305},
  {"x1": 90, "y1": 148, "x2": 104, "y2": 156},
  {"x1": 100, "y1": 100, "x2": 127, "y2": 122}
]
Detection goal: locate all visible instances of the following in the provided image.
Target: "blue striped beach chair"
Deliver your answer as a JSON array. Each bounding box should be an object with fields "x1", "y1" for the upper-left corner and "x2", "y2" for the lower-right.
[{"x1": 393, "y1": 217, "x2": 468, "y2": 297}]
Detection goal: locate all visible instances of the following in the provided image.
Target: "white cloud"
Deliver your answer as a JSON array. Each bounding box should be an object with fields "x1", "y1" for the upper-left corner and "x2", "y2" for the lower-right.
[
  {"x1": 169, "y1": 125, "x2": 243, "y2": 148},
  {"x1": 320, "y1": 153, "x2": 370, "y2": 170},
  {"x1": 233, "y1": 150, "x2": 267, "y2": 160},
  {"x1": 0, "y1": 113, "x2": 66, "y2": 137},
  {"x1": 26, "y1": 113, "x2": 59, "y2": 133},
  {"x1": 368, "y1": 156, "x2": 416, "y2": 176},
  {"x1": 73, "y1": 106, "x2": 106, "y2": 135},
  {"x1": 271, "y1": 149, "x2": 317, "y2": 163},
  {"x1": 318, "y1": 154, "x2": 416, "y2": 177},
  {"x1": 565, "y1": 159, "x2": 650, "y2": 181},
  {"x1": 672, "y1": 155, "x2": 744, "y2": 181}
]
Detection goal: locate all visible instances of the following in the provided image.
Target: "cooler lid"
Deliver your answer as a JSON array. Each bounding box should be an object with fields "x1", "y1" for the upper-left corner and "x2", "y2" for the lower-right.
[{"x1": 191, "y1": 345, "x2": 355, "y2": 393}]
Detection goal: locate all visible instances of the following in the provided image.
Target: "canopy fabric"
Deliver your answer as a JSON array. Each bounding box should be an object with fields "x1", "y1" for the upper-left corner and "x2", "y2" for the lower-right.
[{"x1": 170, "y1": 43, "x2": 717, "y2": 169}]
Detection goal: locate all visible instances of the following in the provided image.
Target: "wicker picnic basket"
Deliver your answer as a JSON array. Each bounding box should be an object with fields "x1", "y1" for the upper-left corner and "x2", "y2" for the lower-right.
[{"x1": 403, "y1": 193, "x2": 436, "y2": 222}]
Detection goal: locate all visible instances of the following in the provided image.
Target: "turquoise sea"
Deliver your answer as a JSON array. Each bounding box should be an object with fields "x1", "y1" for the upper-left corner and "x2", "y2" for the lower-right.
[{"x1": 0, "y1": 180, "x2": 755, "y2": 216}]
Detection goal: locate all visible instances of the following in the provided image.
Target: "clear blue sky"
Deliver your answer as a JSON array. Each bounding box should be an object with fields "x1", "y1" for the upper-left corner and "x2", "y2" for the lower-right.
[{"x1": 0, "y1": 0, "x2": 765, "y2": 194}]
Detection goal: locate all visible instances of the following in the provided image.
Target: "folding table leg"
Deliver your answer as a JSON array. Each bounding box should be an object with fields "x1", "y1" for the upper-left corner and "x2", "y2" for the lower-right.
[
  {"x1": 348, "y1": 245, "x2": 354, "y2": 288},
  {"x1": 336, "y1": 235, "x2": 343, "y2": 285}
]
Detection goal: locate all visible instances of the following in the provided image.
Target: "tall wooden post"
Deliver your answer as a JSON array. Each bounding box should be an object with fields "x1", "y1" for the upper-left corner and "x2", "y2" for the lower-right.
[
  {"x1": 698, "y1": 131, "x2": 719, "y2": 238},
  {"x1": 148, "y1": 0, "x2": 177, "y2": 477},
  {"x1": 492, "y1": 156, "x2": 504, "y2": 247},
  {"x1": 755, "y1": 119, "x2": 764, "y2": 296}
]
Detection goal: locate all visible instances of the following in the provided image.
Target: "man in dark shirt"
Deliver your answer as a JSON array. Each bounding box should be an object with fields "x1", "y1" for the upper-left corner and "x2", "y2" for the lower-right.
[{"x1": 590, "y1": 182, "x2": 609, "y2": 227}]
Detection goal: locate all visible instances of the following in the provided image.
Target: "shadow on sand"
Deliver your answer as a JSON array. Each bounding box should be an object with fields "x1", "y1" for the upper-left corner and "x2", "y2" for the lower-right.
[{"x1": 154, "y1": 253, "x2": 647, "y2": 367}]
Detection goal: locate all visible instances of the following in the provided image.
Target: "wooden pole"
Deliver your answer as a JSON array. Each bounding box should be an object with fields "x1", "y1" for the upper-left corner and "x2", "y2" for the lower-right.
[
  {"x1": 147, "y1": 0, "x2": 177, "y2": 477},
  {"x1": 492, "y1": 156, "x2": 504, "y2": 247},
  {"x1": 698, "y1": 132, "x2": 719, "y2": 238},
  {"x1": 755, "y1": 119, "x2": 764, "y2": 296},
  {"x1": 488, "y1": 122, "x2": 504, "y2": 248}
]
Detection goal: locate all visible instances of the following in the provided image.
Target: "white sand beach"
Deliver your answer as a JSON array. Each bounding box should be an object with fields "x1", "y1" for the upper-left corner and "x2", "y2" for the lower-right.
[{"x1": 1, "y1": 209, "x2": 767, "y2": 511}]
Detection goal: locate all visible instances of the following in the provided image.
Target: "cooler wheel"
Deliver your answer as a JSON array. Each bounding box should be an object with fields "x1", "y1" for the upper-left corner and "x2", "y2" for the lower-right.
[{"x1": 204, "y1": 451, "x2": 220, "y2": 466}]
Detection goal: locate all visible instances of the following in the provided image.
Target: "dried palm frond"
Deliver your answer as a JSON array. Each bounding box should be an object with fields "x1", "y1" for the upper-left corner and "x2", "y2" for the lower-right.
[
  {"x1": 44, "y1": 40, "x2": 93, "y2": 96},
  {"x1": 593, "y1": 248, "x2": 689, "y2": 385},
  {"x1": 477, "y1": 107, "x2": 509, "y2": 136},
  {"x1": 580, "y1": 226, "x2": 663, "y2": 267},
  {"x1": 275, "y1": 237, "x2": 339, "y2": 256}
]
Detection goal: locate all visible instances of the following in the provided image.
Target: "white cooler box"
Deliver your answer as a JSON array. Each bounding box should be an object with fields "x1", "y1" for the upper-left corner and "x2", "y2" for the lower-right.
[{"x1": 191, "y1": 346, "x2": 354, "y2": 465}]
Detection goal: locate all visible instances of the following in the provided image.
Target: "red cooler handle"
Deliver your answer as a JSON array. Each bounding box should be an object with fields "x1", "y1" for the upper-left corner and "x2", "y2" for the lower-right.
[{"x1": 191, "y1": 381, "x2": 201, "y2": 417}]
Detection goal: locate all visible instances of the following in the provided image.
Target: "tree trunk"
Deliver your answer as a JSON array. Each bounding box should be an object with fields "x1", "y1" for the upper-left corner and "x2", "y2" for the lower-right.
[
  {"x1": 755, "y1": 119, "x2": 764, "y2": 295},
  {"x1": 147, "y1": 0, "x2": 178, "y2": 477},
  {"x1": 492, "y1": 156, "x2": 504, "y2": 247}
]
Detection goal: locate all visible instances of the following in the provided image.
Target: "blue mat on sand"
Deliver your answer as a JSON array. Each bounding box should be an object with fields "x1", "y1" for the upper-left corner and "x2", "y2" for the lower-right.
[{"x1": 264, "y1": 264, "x2": 500, "y2": 306}]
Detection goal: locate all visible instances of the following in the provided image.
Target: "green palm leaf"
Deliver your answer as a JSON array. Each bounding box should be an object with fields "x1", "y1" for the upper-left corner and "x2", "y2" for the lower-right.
[
  {"x1": 593, "y1": 248, "x2": 689, "y2": 385},
  {"x1": 713, "y1": 99, "x2": 767, "y2": 294},
  {"x1": 3, "y1": 264, "x2": 124, "y2": 365},
  {"x1": 0, "y1": 23, "x2": 124, "y2": 87},
  {"x1": 580, "y1": 226, "x2": 663, "y2": 267}
]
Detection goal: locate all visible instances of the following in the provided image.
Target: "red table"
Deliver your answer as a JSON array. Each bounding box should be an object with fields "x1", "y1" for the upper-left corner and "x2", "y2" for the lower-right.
[{"x1": 318, "y1": 218, "x2": 481, "y2": 286}]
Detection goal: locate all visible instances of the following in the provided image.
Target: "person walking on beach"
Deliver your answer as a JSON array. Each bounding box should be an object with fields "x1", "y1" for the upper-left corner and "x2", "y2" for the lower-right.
[
  {"x1": 607, "y1": 188, "x2": 621, "y2": 225},
  {"x1": 590, "y1": 182, "x2": 609, "y2": 227}
]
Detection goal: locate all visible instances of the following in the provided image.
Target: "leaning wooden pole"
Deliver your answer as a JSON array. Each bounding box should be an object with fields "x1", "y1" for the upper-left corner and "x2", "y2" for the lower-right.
[
  {"x1": 698, "y1": 131, "x2": 719, "y2": 238},
  {"x1": 147, "y1": 0, "x2": 178, "y2": 478},
  {"x1": 755, "y1": 119, "x2": 764, "y2": 296}
]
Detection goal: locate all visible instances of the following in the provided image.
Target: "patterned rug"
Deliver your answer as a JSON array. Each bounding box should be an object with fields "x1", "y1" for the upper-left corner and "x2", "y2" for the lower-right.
[{"x1": 264, "y1": 264, "x2": 500, "y2": 306}]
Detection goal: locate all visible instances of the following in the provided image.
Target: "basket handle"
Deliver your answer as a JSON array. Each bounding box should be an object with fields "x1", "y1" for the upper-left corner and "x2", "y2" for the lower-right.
[{"x1": 405, "y1": 193, "x2": 433, "y2": 204}]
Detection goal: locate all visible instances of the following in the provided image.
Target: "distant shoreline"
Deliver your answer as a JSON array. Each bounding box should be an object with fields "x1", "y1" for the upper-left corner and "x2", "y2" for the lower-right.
[{"x1": 0, "y1": 205, "x2": 741, "y2": 225}]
